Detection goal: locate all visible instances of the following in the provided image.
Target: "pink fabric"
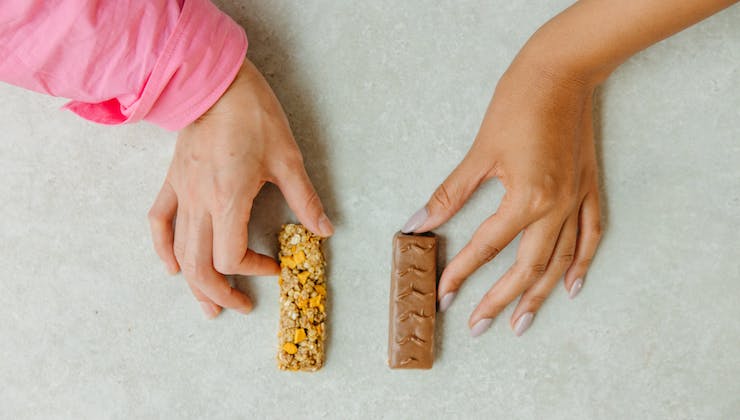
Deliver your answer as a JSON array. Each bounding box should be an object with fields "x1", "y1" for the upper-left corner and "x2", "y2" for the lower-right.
[{"x1": 0, "y1": 0, "x2": 247, "y2": 130}]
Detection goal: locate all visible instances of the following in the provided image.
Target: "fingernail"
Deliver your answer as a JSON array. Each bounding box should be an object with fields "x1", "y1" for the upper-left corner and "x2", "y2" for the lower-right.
[
  {"x1": 470, "y1": 318, "x2": 493, "y2": 337},
  {"x1": 200, "y1": 302, "x2": 219, "y2": 319},
  {"x1": 236, "y1": 305, "x2": 253, "y2": 315},
  {"x1": 438, "y1": 292, "x2": 456, "y2": 312},
  {"x1": 569, "y1": 278, "x2": 584, "y2": 299},
  {"x1": 166, "y1": 263, "x2": 178, "y2": 275},
  {"x1": 401, "y1": 207, "x2": 428, "y2": 233},
  {"x1": 514, "y1": 312, "x2": 534, "y2": 337},
  {"x1": 318, "y1": 213, "x2": 334, "y2": 237}
]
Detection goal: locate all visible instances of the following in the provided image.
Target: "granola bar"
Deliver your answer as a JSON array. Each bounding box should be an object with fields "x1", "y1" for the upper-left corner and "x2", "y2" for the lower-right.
[{"x1": 277, "y1": 224, "x2": 327, "y2": 371}]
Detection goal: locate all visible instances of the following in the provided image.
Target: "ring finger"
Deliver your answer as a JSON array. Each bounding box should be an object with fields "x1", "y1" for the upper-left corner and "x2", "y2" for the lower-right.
[{"x1": 509, "y1": 212, "x2": 578, "y2": 336}]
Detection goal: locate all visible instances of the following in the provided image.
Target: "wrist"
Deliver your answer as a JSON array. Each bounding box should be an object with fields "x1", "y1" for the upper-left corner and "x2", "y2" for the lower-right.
[
  {"x1": 512, "y1": 35, "x2": 609, "y2": 91},
  {"x1": 511, "y1": 2, "x2": 640, "y2": 87},
  {"x1": 495, "y1": 51, "x2": 594, "y2": 117}
]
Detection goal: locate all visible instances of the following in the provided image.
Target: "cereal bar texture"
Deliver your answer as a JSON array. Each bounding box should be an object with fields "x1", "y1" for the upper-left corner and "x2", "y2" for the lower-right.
[
  {"x1": 388, "y1": 232, "x2": 437, "y2": 369},
  {"x1": 277, "y1": 224, "x2": 327, "y2": 371}
]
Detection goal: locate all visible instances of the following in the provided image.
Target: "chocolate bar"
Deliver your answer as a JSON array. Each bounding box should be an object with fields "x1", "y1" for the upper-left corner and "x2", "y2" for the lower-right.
[{"x1": 388, "y1": 232, "x2": 437, "y2": 369}]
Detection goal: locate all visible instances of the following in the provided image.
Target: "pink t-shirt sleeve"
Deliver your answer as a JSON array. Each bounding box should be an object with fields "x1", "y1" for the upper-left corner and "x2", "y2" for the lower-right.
[{"x1": 0, "y1": 0, "x2": 247, "y2": 131}]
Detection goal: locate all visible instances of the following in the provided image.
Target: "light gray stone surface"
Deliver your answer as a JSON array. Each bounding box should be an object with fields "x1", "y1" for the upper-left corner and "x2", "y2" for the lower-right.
[{"x1": 1, "y1": 1, "x2": 738, "y2": 419}]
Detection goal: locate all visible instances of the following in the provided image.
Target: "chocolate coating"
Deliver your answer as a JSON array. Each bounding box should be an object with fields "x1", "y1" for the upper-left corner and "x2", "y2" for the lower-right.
[{"x1": 388, "y1": 232, "x2": 437, "y2": 369}]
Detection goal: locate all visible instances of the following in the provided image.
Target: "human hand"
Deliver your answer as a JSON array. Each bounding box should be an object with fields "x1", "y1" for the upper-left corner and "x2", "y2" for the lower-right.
[
  {"x1": 403, "y1": 0, "x2": 738, "y2": 338},
  {"x1": 148, "y1": 58, "x2": 334, "y2": 319},
  {"x1": 402, "y1": 60, "x2": 602, "y2": 337}
]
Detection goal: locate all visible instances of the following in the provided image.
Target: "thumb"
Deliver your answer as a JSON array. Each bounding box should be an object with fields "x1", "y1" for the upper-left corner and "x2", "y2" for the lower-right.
[
  {"x1": 402, "y1": 153, "x2": 489, "y2": 233},
  {"x1": 274, "y1": 159, "x2": 334, "y2": 237}
]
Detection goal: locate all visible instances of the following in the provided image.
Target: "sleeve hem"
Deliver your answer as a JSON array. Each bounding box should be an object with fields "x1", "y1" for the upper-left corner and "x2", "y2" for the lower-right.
[
  {"x1": 150, "y1": 31, "x2": 247, "y2": 131},
  {"x1": 62, "y1": 0, "x2": 249, "y2": 131}
]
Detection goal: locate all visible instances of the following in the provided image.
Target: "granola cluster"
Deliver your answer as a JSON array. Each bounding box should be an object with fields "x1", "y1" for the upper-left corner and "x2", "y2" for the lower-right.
[{"x1": 277, "y1": 224, "x2": 327, "y2": 371}]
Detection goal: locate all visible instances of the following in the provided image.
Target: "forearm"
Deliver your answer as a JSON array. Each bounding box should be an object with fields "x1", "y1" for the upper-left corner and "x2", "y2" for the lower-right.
[{"x1": 516, "y1": 0, "x2": 739, "y2": 84}]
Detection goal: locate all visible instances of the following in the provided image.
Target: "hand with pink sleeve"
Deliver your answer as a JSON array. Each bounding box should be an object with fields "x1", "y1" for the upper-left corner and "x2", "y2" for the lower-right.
[
  {"x1": 149, "y1": 58, "x2": 334, "y2": 318},
  {"x1": 0, "y1": 0, "x2": 333, "y2": 318}
]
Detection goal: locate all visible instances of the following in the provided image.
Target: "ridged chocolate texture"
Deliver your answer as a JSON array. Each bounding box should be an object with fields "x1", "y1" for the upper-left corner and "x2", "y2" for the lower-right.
[{"x1": 388, "y1": 232, "x2": 437, "y2": 369}]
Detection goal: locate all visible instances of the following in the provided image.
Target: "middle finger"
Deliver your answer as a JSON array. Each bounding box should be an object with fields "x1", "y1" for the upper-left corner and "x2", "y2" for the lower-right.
[
  {"x1": 510, "y1": 212, "x2": 578, "y2": 335},
  {"x1": 182, "y1": 213, "x2": 254, "y2": 314}
]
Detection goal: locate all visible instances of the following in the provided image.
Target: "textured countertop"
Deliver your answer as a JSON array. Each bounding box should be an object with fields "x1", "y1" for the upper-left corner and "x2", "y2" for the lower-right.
[{"x1": 1, "y1": 1, "x2": 738, "y2": 418}]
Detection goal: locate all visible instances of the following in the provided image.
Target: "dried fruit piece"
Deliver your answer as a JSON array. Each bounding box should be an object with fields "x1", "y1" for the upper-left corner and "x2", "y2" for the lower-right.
[
  {"x1": 283, "y1": 342, "x2": 298, "y2": 354},
  {"x1": 280, "y1": 256, "x2": 296, "y2": 269},
  {"x1": 297, "y1": 271, "x2": 310, "y2": 284},
  {"x1": 294, "y1": 328, "x2": 306, "y2": 343}
]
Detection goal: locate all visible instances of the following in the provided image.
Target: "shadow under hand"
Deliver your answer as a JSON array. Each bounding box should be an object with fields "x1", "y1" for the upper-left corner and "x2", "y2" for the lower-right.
[
  {"x1": 434, "y1": 232, "x2": 448, "y2": 362},
  {"x1": 592, "y1": 87, "x2": 609, "y2": 231},
  {"x1": 216, "y1": 0, "x2": 339, "y2": 244},
  {"x1": 225, "y1": 1, "x2": 339, "y2": 230},
  {"x1": 213, "y1": 4, "x2": 339, "y2": 357}
]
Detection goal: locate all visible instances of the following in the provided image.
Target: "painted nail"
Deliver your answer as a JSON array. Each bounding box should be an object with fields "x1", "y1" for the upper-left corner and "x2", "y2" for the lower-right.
[
  {"x1": 514, "y1": 312, "x2": 534, "y2": 337},
  {"x1": 470, "y1": 318, "x2": 494, "y2": 337},
  {"x1": 200, "y1": 302, "x2": 219, "y2": 319},
  {"x1": 569, "y1": 278, "x2": 584, "y2": 299},
  {"x1": 317, "y1": 213, "x2": 334, "y2": 237},
  {"x1": 438, "y1": 292, "x2": 456, "y2": 312},
  {"x1": 401, "y1": 207, "x2": 428, "y2": 233}
]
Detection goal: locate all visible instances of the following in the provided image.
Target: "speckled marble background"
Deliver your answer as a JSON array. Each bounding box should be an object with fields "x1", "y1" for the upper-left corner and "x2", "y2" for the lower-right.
[{"x1": 1, "y1": 1, "x2": 739, "y2": 419}]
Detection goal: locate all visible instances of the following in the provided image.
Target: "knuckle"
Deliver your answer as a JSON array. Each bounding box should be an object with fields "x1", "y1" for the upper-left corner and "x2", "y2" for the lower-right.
[
  {"x1": 588, "y1": 221, "x2": 603, "y2": 239},
  {"x1": 240, "y1": 250, "x2": 260, "y2": 269},
  {"x1": 147, "y1": 207, "x2": 165, "y2": 225},
  {"x1": 211, "y1": 197, "x2": 230, "y2": 216},
  {"x1": 517, "y1": 175, "x2": 577, "y2": 217},
  {"x1": 194, "y1": 264, "x2": 212, "y2": 281},
  {"x1": 210, "y1": 190, "x2": 234, "y2": 216},
  {"x1": 214, "y1": 285, "x2": 238, "y2": 304},
  {"x1": 474, "y1": 242, "x2": 501, "y2": 264},
  {"x1": 524, "y1": 187, "x2": 557, "y2": 215},
  {"x1": 517, "y1": 260, "x2": 548, "y2": 280},
  {"x1": 173, "y1": 243, "x2": 186, "y2": 261},
  {"x1": 577, "y1": 256, "x2": 594, "y2": 269},
  {"x1": 180, "y1": 258, "x2": 198, "y2": 276},
  {"x1": 181, "y1": 260, "x2": 210, "y2": 281},
  {"x1": 555, "y1": 252, "x2": 575, "y2": 266},
  {"x1": 530, "y1": 263, "x2": 548, "y2": 276},
  {"x1": 431, "y1": 183, "x2": 454, "y2": 211},
  {"x1": 526, "y1": 293, "x2": 547, "y2": 309},
  {"x1": 213, "y1": 257, "x2": 237, "y2": 275}
]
